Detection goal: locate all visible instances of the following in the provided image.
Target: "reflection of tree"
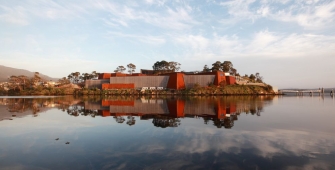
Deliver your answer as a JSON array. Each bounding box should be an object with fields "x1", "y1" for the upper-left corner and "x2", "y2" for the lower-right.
[
  {"x1": 67, "y1": 105, "x2": 82, "y2": 117},
  {"x1": 126, "y1": 116, "x2": 135, "y2": 126},
  {"x1": 114, "y1": 116, "x2": 125, "y2": 123},
  {"x1": 6, "y1": 98, "x2": 44, "y2": 116},
  {"x1": 213, "y1": 117, "x2": 234, "y2": 129},
  {"x1": 203, "y1": 117, "x2": 211, "y2": 125},
  {"x1": 152, "y1": 116, "x2": 181, "y2": 128},
  {"x1": 81, "y1": 109, "x2": 98, "y2": 117},
  {"x1": 66, "y1": 105, "x2": 98, "y2": 118}
]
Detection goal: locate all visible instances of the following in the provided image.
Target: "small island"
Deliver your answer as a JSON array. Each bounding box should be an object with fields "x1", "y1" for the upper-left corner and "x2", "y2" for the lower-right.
[{"x1": 0, "y1": 61, "x2": 276, "y2": 96}]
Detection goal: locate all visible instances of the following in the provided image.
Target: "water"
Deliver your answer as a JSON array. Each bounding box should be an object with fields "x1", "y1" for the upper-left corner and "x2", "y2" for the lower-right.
[{"x1": 0, "y1": 95, "x2": 334, "y2": 170}]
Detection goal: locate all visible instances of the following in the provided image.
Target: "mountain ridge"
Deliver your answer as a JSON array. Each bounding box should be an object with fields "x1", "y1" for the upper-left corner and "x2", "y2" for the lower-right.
[{"x1": 0, "y1": 65, "x2": 59, "y2": 82}]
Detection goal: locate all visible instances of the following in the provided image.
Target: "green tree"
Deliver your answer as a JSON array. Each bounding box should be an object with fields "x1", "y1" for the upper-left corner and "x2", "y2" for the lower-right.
[
  {"x1": 202, "y1": 65, "x2": 211, "y2": 72},
  {"x1": 58, "y1": 77, "x2": 70, "y2": 85},
  {"x1": 249, "y1": 74, "x2": 256, "y2": 82},
  {"x1": 255, "y1": 72, "x2": 263, "y2": 83},
  {"x1": 114, "y1": 66, "x2": 126, "y2": 73},
  {"x1": 18, "y1": 75, "x2": 30, "y2": 90},
  {"x1": 31, "y1": 72, "x2": 42, "y2": 87},
  {"x1": 221, "y1": 61, "x2": 233, "y2": 72},
  {"x1": 210, "y1": 61, "x2": 237, "y2": 74},
  {"x1": 91, "y1": 71, "x2": 99, "y2": 79},
  {"x1": 68, "y1": 72, "x2": 81, "y2": 83},
  {"x1": 81, "y1": 73, "x2": 91, "y2": 81},
  {"x1": 168, "y1": 61, "x2": 181, "y2": 72},
  {"x1": 127, "y1": 63, "x2": 136, "y2": 74},
  {"x1": 152, "y1": 60, "x2": 181, "y2": 74},
  {"x1": 8, "y1": 76, "x2": 22, "y2": 91},
  {"x1": 211, "y1": 61, "x2": 222, "y2": 71}
]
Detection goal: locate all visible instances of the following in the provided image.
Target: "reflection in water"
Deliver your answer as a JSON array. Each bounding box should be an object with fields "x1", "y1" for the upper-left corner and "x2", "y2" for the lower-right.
[
  {"x1": 1, "y1": 95, "x2": 334, "y2": 170},
  {"x1": 83, "y1": 96, "x2": 274, "y2": 129},
  {"x1": 0, "y1": 96, "x2": 273, "y2": 129}
]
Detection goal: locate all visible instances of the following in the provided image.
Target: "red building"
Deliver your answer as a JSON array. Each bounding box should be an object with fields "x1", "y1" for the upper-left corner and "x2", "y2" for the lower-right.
[{"x1": 85, "y1": 70, "x2": 236, "y2": 90}]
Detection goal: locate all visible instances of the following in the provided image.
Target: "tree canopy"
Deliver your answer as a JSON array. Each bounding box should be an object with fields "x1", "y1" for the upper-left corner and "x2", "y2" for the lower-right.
[
  {"x1": 210, "y1": 61, "x2": 237, "y2": 75},
  {"x1": 152, "y1": 60, "x2": 181, "y2": 74},
  {"x1": 114, "y1": 66, "x2": 126, "y2": 73},
  {"x1": 127, "y1": 63, "x2": 136, "y2": 74}
]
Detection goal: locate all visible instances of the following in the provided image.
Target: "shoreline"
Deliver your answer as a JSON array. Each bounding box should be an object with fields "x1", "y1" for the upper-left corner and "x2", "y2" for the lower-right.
[{"x1": 1, "y1": 85, "x2": 278, "y2": 96}]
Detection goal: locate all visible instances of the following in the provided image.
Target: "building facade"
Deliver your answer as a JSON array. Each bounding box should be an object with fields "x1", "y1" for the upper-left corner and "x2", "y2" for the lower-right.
[{"x1": 85, "y1": 71, "x2": 236, "y2": 90}]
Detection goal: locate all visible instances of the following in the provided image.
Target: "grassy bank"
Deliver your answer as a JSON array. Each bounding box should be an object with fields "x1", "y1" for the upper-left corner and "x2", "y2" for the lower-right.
[{"x1": 74, "y1": 84, "x2": 275, "y2": 96}]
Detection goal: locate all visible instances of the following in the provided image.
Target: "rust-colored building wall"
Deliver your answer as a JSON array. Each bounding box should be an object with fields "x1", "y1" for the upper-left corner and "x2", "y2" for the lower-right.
[
  {"x1": 129, "y1": 73, "x2": 146, "y2": 76},
  {"x1": 213, "y1": 71, "x2": 226, "y2": 86},
  {"x1": 195, "y1": 71, "x2": 226, "y2": 86},
  {"x1": 102, "y1": 83, "x2": 135, "y2": 89},
  {"x1": 166, "y1": 73, "x2": 186, "y2": 90},
  {"x1": 102, "y1": 100, "x2": 135, "y2": 106},
  {"x1": 167, "y1": 100, "x2": 185, "y2": 118},
  {"x1": 112, "y1": 73, "x2": 127, "y2": 77},
  {"x1": 97, "y1": 70, "x2": 231, "y2": 89},
  {"x1": 226, "y1": 76, "x2": 236, "y2": 85},
  {"x1": 85, "y1": 79, "x2": 109, "y2": 89},
  {"x1": 99, "y1": 73, "x2": 112, "y2": 79}
]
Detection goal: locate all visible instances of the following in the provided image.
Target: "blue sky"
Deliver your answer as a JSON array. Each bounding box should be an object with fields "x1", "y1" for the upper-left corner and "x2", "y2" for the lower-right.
[{"x1": 1, "y1": 0, "x2": 335, "y2": 88}]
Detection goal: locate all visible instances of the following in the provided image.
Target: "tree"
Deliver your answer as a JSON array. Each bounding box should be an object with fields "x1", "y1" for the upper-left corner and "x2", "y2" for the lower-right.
[
  {"x1": 18, "y1": 75, "x2": 29, "y2": 90},
  {"x1": 31, "y1": 72, "x2": 42, "y2": 86},
  {"x1": 210, "y1": 61, "x2": 237, "y2": 74},
  {"x1": 230, "y1": 68, "x2": 237, "y2": 76},
  {"x1": 168, "y1": 61, "x2": 181, "y2": 72},
  {"x1": 211, "y1": 61, "x2": 222, "y2": 71},
  {"x1": 255, "y1": 72, "x2": 263, "y2": 83},
  {"x1": 58, "y1": 77, "x2": 70, "y2": 85},
  {"x1": 91, "y1": 71, "x2": 99, "y2": 79},
  {"x1": 80, "y1": 71, "x2": 99, "y2": 81},
  {"x1": 81, "y1": 73, "x2": 91, "y2": 81},
  {"x1": 221, "y1": 61, "x2": 233, "y2": 72},
  {"x1": 68, "y1": 72, "x2": 81, "y2": 83},
  {"x1": 249, "y1": 74, "x2": 256, "y2": 82},
  {"x1": 152, "y1": 60, "x2": 181, "y2": 74},
  {"x1": 127, "y1": 63, "x2": 136, "y2": 74},
  {"x1": 202, "y1": 65, "x2": 211, "y2": 72},
  {"x1": 8, "y1": 76, "x2": 22, "y2": 91},
  {"x1": 114, "y1": 66, "x2": 126, "y2": 73}
]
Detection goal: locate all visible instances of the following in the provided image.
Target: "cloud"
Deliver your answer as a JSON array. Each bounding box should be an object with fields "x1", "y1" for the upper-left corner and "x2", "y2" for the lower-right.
[
  {"x1": 272, "y1": 0, "x2": 335, "y2": 29},
  {"x1": 95, "y1": 1, "x2": 198, "y2": 30},
  {"x1": 0, "y1": 0, "x2": 90, "y2": 26},
  {"x1": 107, "y1": 31, "x2": 166, "y2": 45},
  {"x1": 144, "y1": 0, "x2": 167, "y2": 6},
  {"x1": 219, "y1": 0, "x2": 335, "y2": 30},
  {"x1": 0, "y1": 5, "x2": 29, "y2": 25},
  {"x1": 174, "y1": 30, "x2": 335, "y2": 60}
]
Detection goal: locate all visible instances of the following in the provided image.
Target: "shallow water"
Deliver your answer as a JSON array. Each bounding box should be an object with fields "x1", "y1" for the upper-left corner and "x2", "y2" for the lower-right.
[{"x1": 0, "y1": 95, "x2": 334, "y2": 170}]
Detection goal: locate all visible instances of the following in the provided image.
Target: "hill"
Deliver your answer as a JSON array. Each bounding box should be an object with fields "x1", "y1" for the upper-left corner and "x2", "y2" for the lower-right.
[{"x1": 0, "y1": 65, "x2": 59, "y2": 82}]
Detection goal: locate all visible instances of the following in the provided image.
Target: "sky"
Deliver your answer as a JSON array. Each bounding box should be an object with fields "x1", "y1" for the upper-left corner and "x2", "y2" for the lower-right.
[{"x1": 0, "y1": 0, "x2": 335, "y2": 89}]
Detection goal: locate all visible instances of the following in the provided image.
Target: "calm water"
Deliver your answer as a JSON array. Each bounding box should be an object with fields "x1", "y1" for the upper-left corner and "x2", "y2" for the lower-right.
[{"x1": 0, "y1": 95, "x2": 334, "y2": 170}]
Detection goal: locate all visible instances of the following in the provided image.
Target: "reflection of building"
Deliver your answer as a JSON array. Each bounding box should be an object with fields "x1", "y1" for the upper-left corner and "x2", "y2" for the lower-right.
[
  {"x1": 83, "y1": 98, "x2": 240, "y2": 128},
  {"x1": 85, "y1": 99, "x2": 237, "y2": 119},
  {"x1": 85, "y1": 71, "x2": 236, "y2": 90}
]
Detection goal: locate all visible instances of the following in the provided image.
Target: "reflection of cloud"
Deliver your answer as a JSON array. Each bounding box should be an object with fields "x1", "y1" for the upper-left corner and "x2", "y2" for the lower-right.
[{"x1": 174, "y1": 127, "x2": 335, "y2": 160}]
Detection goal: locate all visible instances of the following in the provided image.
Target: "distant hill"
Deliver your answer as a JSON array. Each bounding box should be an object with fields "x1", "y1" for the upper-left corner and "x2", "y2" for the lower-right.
[{"x1": 0, "y1": 65, "x2": 59, "y2": 82}]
